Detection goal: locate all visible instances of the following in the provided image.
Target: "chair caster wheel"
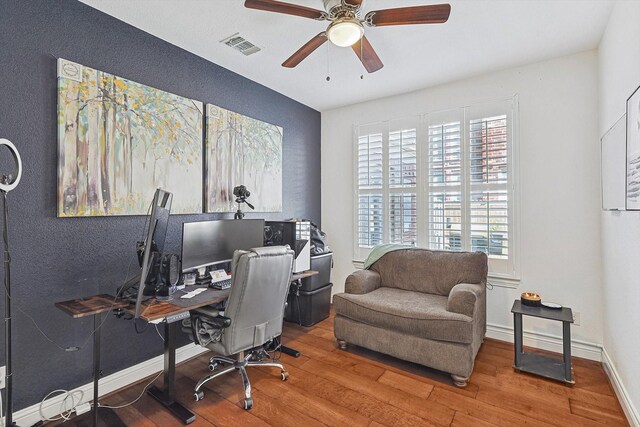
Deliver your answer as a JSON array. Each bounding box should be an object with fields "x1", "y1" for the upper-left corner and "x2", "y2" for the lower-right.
[
  {"x1": 208, "y1": 362, "x2": 218, "y2": 371},
  {"x1": 281, "y1": 371, "x2": 289, "y2": 381},
  {"x1": 194, "y1": 391, "x2": 204, "y2": 401},
  {"x1": 243, "y1": 397, "x2": 253, "y2": 410}
]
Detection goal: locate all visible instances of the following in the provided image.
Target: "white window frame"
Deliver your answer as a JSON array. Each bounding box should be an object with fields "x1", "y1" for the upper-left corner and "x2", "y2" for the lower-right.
[{"x1": 352, "y1": 97, "x2": 520, "y2": 286}]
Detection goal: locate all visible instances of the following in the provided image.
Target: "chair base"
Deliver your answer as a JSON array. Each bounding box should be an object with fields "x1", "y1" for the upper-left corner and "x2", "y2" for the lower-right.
[{"x1": 194, "y1": 351, "x2": 288, "y2": 409}]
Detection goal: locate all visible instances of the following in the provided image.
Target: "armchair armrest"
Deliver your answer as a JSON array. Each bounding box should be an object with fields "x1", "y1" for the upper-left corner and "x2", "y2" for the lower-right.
[
  {"x1": 345, "y1": 270, "x2": 381, "y2": 294},
  {"x1": 447, "y1": 283, "x2": 483, "y2": 318}
]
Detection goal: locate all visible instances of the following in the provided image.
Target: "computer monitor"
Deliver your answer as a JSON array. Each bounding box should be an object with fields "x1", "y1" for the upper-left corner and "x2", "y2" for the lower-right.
[
  {"x1": 134, "y1": 189, "x2": 172, "y2": 318},
  {"x1": 181, "y1": 219, "x2": 265, "y2": 273}
]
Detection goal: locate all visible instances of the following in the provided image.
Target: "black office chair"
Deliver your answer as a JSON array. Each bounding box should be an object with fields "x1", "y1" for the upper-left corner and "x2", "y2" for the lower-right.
[{"x1": 182, "y1": 246, "x2": 294, "y2": 409}]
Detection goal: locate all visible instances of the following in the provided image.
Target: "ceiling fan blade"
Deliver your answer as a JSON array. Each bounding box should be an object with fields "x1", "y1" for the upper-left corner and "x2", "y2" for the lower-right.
[
  {"x1": 244, "y1": 0, "x2": 327, "y2": 20},
  {"x1": 352, "y1": 36, "x2": 384, "y2": 73},
  {"x1": 282, "y1": 33, "x2": 328, "y2": 68},
  {"x1": 365, "y1": 4, "x2": 451, "y2": 27}
]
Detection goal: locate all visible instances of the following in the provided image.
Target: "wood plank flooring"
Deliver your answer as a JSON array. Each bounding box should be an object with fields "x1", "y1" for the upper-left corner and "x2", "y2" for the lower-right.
[{"x1": 49, "y1": 310, "x2": 629, "y2": 426}]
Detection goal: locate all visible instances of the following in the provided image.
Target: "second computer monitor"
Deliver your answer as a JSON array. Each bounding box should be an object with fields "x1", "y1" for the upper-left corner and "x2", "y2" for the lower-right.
[{"x1": 181, "y1": 219, "x2": 265, "y2": 272}]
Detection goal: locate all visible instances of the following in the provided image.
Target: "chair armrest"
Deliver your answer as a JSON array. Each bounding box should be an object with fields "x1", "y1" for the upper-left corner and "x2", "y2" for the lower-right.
[
  {"x1": 345, "y1": 270, "x2": 381, "y2": 294},
  {"x1": 447, "y1": 283, "x2": 483, "y2": 317},
  {"x1": 192, "y1": 307, "x2": 232, "y2": 328}
]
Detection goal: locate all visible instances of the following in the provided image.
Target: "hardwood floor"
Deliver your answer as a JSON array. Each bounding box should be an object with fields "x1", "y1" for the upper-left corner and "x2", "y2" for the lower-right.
[{"x1": 49, "y1": 311, "x2": 629, "y2": 426}]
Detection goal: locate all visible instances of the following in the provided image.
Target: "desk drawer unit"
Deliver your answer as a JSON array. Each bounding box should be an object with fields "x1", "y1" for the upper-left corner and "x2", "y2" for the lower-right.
[
  {"x1": 300, "y1": 253, "x2": 332, "y2": 292},
  {"x1": 285, "y1": 282, "x2": 333, "y2": 327}
]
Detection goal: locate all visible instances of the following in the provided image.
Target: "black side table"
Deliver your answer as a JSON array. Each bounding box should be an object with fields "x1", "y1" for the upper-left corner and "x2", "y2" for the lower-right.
[{"x1": 511, "y1": 300, "x2": 575, "y2": 385}]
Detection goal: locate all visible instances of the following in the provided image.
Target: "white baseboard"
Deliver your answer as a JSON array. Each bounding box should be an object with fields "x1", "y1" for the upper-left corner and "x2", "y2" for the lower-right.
[
  {"x1": 486, "y1": 323, "x2": 639, "y2": 426},
  {"x1": 485, "y1": 323, "x2": 602, "y2": 361},
  {"x1": 601, "y1": 348, "x2": 640, "y2": 427},
  {"x1": 14, "y1": 343, "x2": 208, "y2": 427}
]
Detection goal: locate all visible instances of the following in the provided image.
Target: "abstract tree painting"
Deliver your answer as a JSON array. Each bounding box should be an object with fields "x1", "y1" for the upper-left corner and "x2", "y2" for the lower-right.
[
  {"x1": 57, "y1": 59, "x2": 203, "y2": 216},
  {"x1": 627, "y1": 85, "x2": 640, "y2": 210},
  {"x1": 205, "y1": 104, "x2": 283, "y2": 212}
]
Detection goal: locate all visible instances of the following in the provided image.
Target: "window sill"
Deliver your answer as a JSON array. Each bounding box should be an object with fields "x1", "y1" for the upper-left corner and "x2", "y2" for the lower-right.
[{"x1": 352, "y1": 259, "x2": 520, "y2": 288}]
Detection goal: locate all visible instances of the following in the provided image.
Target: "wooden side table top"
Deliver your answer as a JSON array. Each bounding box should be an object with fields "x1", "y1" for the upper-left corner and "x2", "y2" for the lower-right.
[
  {"x1": 511, "y1": 300, "x2": 573, "y2": 323},
  {"x1": 55, "y1": 294, "x2": 130, "y2": 318}
]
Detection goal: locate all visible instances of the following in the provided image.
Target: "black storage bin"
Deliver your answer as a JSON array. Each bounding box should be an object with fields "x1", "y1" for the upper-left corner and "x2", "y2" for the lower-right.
[
  {"x1": 285, "y1": 283, "x2": 333, "y2": 326},
  {"x1": 300, "y1": 253, "x2": 332, "y2": 292}
]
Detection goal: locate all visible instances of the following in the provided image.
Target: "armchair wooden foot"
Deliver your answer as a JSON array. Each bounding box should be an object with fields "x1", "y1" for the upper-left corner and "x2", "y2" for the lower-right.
[{"x1": 451, "y1": 374, "x2": 469, "y2": 387}]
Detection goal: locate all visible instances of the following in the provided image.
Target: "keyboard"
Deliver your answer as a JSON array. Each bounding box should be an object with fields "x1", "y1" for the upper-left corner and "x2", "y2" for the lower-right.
[{"x1": 210, "y1": 278, "x2": 232, "y2": 290}]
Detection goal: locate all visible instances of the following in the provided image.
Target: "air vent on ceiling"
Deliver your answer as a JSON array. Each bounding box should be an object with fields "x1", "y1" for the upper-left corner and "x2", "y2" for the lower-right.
[{"x1": 220, "y1": 33, "x2": 261, "y2": 56}]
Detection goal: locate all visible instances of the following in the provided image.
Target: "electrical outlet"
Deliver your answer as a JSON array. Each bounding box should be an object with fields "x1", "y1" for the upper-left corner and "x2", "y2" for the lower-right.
[
  {"x1": 573, "y1": 311, "x2": 581, "y2": 326},
  {"x1": 75, "y1": 402, "x2": 91, "y2": 415},
  {"x1": 0, "y1": 365, "x2": 5, "y2": 389}
]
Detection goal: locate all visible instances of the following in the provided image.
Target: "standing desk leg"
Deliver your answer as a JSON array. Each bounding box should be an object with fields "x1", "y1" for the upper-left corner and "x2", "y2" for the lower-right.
[
  {"x1": 147, "y1": 321, "x2": 196, "y2": 424},
  {"x1": 279, "y1": 279, "x2": 302, "y2": 358},
  {"x1": 93, "y1": 314, "x2": 100, "y2": 427},
  {"x1": 89, "y1": 314, "x2": 125, "y2": 427},
  {"x1": 563, "y1": 321, "x2": 573, "y2": 384},
  {"x1": 513, "y1": 313, "x2": 523, "y2": 369}
]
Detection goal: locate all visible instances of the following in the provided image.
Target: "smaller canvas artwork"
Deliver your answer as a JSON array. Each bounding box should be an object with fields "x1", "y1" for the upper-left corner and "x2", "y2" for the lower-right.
[
  {"x1": 626, "y1": 85, "x2": 640, "y2": 210},
  {"x1": 205, "y1": 104, "x2": 283, "y2": 212}
]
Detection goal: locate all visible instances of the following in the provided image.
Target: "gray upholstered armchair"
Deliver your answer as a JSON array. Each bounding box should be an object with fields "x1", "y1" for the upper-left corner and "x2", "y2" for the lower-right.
[
  {"x1": 333, "y1": 249, "x2": 487, "y2": 387},
  {"x1": 183, "y1": 246, "x2": 294, "y2": 409}
]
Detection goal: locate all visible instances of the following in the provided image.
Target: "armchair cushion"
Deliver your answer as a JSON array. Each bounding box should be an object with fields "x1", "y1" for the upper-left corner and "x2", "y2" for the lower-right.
[
  {"x1": 333, "y1": 287, "x2": 474, "y2": 344},
  {"x1": 345, "y1": 269, "x2": 381, "y2": 294},
  {"x1": 370, "y1": 249, "x2": 488, "y2": 296},
  {"x1": 447, "y1": 283, "x2": 482, "y2": 318}
]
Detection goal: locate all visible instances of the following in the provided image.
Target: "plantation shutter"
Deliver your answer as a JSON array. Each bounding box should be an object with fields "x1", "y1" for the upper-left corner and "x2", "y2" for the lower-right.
[
  {"x1": 427, "y1": 112, "x2": 463, "y2": 251},
  {"x1": 469, "y1": 115, "x2": 509, "y2": 258},
  {"x1": 355, "y1": 124, "x2": 386, "y2": 259},
  {"x1": 388, "y1": 125, "x2": 417, "y2": 245}
]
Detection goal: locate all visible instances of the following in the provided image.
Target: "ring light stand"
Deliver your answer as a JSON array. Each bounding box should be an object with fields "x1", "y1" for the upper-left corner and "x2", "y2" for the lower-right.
[{"x1": 0, "y1": 138, "x2": 22, "y2": 427}]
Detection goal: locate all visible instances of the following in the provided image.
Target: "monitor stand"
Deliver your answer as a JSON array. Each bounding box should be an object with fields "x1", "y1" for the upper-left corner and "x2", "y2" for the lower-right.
[{"x1": 195, "y1": 269, "x2": 212, "y2": 287}]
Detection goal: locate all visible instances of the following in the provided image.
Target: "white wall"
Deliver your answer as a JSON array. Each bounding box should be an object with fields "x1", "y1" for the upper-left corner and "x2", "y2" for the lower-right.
[
  {"x1": 599, "y1": 0, "x2": 640, "y2": 423},
  {"x1": 322, "y1": 51, "x2": 603, "y2": 350}
]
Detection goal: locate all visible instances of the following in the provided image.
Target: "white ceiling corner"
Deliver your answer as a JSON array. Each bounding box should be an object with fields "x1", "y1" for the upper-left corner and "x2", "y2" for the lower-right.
[{"x1": 79, "y1": 0, "x2": 615, "y2": 111}]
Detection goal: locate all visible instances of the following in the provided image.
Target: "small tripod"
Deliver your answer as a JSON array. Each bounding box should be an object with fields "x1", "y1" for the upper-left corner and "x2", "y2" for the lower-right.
[{"x1": 233, "y1": 185, "x2": 254, "y2": 219}]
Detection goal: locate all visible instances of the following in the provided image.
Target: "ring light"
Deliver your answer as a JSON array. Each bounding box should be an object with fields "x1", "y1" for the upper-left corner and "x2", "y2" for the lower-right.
[{"x1": 0, "y1": 138, "x2": 22, "y2": 192}]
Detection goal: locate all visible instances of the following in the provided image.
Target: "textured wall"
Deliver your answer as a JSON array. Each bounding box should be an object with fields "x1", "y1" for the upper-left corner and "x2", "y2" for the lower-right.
[{"x1": 0, "y1": 0, "x2": 320, "y2": 410}]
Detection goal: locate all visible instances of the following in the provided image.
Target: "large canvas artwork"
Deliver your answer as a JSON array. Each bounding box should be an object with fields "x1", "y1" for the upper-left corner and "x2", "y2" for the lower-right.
[
  {"x1": 626, "y1": 85, "x2": 640, "y2": 210},
  {"x1": 57, "y1": 58, "x2": 203, "y2": 216},
  {"x1": 205, "y1": 104, "x2": 283, "y2": 212}
]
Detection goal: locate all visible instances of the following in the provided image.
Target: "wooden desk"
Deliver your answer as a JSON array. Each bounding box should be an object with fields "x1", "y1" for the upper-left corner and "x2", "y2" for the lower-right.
[
  {"x1": 291, "y1": 270, "x2": 318, "y2": 281},
  {"x1": 55, "y1": 271, "x2": 316, "y2": 425},
  {"x1": 56, "y1": 295, "x2": 130, "y2": 427},
  {"x1": 136, "y1": 289, "x2": 229, "y2": 322}
]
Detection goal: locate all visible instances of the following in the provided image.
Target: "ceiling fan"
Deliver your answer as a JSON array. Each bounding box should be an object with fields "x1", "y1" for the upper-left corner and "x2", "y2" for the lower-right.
[{"x1": 244, "y1": 0, "x2": 451, "y2": 73}]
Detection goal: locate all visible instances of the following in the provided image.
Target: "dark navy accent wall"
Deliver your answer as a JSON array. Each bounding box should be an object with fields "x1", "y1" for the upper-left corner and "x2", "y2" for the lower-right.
[{"x1": 0, "y1": 0, "x2": 321, "y2": 410}]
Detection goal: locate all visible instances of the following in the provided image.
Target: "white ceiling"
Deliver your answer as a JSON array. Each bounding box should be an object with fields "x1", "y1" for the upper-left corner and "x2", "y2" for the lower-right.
[{"x1": 79, "y1": 0, "x2": 614, "y2": 111}]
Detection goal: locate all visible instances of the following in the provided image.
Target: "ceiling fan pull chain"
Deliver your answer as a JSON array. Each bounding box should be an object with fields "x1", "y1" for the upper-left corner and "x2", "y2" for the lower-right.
[
  {"x1": 360, "y1": 35, "x2": 364, "y2": 80},
  {"x1": 326, "y1": 41, "x2": 331, "y2": 81}
]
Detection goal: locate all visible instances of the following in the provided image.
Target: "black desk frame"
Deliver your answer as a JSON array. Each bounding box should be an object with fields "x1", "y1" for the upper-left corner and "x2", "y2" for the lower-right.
[{"x1": 147, "y1": 320, "x2": 196, "y2": 424}]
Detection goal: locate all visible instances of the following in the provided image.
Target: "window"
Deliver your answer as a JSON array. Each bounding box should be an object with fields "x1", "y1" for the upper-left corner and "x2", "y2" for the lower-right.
[{"x1": 354, "y1": 98, "x2": 518, "y2": 280}]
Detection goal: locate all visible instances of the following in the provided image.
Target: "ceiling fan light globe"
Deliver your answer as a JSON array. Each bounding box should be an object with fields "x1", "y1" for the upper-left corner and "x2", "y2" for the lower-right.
[{"x1": 327, "y1": 20, "x2": 363, "y2": 47}]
